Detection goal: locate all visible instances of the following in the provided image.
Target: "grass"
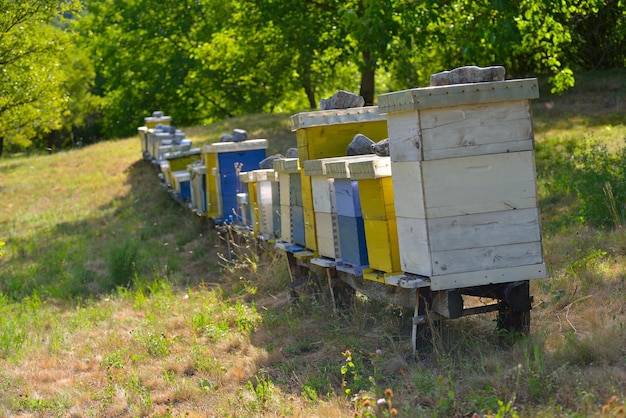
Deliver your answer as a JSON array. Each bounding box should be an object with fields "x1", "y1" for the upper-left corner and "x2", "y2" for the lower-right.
[{"x1": 0, "y1": 69, "x2": 625, "y2": 417}]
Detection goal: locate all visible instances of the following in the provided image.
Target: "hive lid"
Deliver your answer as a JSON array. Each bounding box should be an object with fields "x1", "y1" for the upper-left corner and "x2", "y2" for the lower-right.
[
  {"x1": 348, "y1": 156, "x2": 392, "y2": 179},
  {"x1": 302, "y1": 155, "x2": 358, "y2": 176},
  {"x1": 323, "y1": 155, "x2": 383, "y2": 179},
  {"x1": 251, "y1": 169, "x2": 277, "y2": 182},
  {"x1": 238, "y1": 171, "x2": 254, "y2": 183},
  {"x1": 164, "y1": 147, "x2": 201, "y2": 160},
  {"x1": 273, "y1": 158, "x2": 300, "y2": 173},
  {"x1": 205, "y1": 139, "x2": 268, "y2": 153},
  {"x1": 289, "y1": 106, "x2": 385, "y2": 131},
  {"x1": 378, "y1": 78, "x2": 539, "y2": 114}
]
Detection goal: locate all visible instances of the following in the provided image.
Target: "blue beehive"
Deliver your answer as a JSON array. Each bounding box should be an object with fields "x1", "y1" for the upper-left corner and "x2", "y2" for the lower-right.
[{"x1": 203, "y1": 139, "x2": 268, "y2": 224}]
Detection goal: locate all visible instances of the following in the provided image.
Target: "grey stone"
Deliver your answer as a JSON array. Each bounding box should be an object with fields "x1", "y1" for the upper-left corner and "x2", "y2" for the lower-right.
[
  {"x1": 430, "y1": 65, "x2": 506, "y2": 86},
  {"x1": 285, "y1": 147, "x2": 299, "y2": 158},
  {"x1": 371, "y1": 138, "x2": 389, "y2": 156},
  {"x1": 320, "y1": 90, "x2": 365, "y2": 110},
  {"x1": 173, "y1": 132, "x2": 185, "y2": 145},
  {"x1": 232, "y1": 128, "x2": 248, "y2": 142},
  {"x1": 259, "y1": 154, "x2": 285, "y2": 169},
  {"x1": 220, "y1": 133, "x2": 233, "y2": 142},
  {"x1": 347, "y1": 134, "x2": 375, "y2": 156},
  {"x1": 152, "y1": 110, "x2": 164, "y2": 118}
]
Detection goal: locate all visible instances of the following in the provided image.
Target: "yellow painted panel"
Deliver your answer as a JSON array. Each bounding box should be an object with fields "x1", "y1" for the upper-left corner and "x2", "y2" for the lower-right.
[
  {"x1": 304, "y1": 207, "x2": 318, "y2": 251},
  {"x1": 359, "y1": 177, "x2": 396, "y2": 221},
  {"x1": 247, "y1": 182, "x2": 260, "y2": 233},
  {"x1": 296, "y1": 121, "x2": 388, "y2": 162},
  {"x1": 168, "y1": 155, "x2": 201, "y2": 185},
  {"x1": 204, "y1": 153, "x2": 220, "y2": 217},
  {"x1": 301, "y1": 172, "x2": 314, "y2": 213},
  {"x1": 363, "y1": 219, "x2": 401, "y2": 273}
]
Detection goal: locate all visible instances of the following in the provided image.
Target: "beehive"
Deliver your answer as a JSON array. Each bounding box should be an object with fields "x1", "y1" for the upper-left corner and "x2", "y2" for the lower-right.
[
  {"x1": 322, "y1": 155, "x2": 382, "y2": 275},
  {"x1": 165, "y1": 148, "x2": 202, "y2": 187},
  {"x1": 203, "y1": 139, "x2": 268, "y2": 224},
  {"x1": 238, "y1": 171, "x2": 257, "y2": 229},
  {"x1": 347, "y1": 157, "x2": 401, "y2": 281},
  {"x1": 289, "y1": 107, "x2": 388, "y2": 253},
  {"x1": 140, "y1": 112, "x2": 171, "y2": 158},
  {"x1": 378, "y1": 78, "x2": 546, "y2": 290},
  {"x1": 189, "y1": 162, "x2": 207, "y2": 214},
  {"x1": 172, "y1": 170, "x2": 191, "y2": 201},
  {"x1": 273, "y1": 158, "x2": 303, "y2": 246},
  {"x1": 252, "y1": 169, "x2": 280, "y2": 241}
]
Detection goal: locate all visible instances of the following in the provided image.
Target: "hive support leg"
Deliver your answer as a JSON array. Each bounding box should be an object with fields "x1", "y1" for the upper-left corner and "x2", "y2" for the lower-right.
[
  {"x1": 497, "y1": 280, "x2": 532, "y2": 335},
  {"x1": 326, "y1": 268, "x2": 337, "y2": 311}
]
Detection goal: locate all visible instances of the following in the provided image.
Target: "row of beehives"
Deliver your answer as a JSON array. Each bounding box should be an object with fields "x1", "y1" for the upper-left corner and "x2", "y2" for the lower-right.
[{"x1": 138, "y1": 76, "x2": 547, "y2": 293}]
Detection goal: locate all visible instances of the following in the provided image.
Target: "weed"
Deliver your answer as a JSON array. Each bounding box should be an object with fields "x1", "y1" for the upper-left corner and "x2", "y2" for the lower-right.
[{"x1": 107, "y1": 238, "x2": 141, "y2": 288}]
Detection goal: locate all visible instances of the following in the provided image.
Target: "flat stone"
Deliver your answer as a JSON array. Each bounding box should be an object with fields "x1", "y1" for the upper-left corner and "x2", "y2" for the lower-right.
[
  {"x1": 285, "y1": 147, "x2": 299, "y2": 158},
  {"x1": 259, "y1": 154, "x2": 284, "y2": 169},
  {"x1": 219, "y1": 133, "x2": 233, "y2": 142},
  {"x1": 430, "y1": 65, "x2": 506, "y2": 86},
  {"x1": 320, "y1": 90, "x2": 365, "y2": 110},
  {"x1": 371, "y1": 138, "x2": 389, "y2": 156},
  {"x1": 347, "y1": 133, "x2": 375, "y2": 156},
  {"x1": 232, "y1": 129, "x2": 248, "y2": 142}
]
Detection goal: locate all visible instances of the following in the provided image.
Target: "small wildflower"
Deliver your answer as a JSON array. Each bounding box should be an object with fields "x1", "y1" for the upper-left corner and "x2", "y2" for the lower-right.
[
  {"x1": 377, "y1": 398, "x2": 386, "y2": 406},
  {"x1": 390, "y1": 408, "x2": 398, "y2": 416},
  {"x1": 362, "y1": 399, "x2": 371, "y2": 407},
  {"x1": 375, "y1": 349, "x2": 383, "y2": 356},
  {"x1": 385, "y1": 388, "x2": 393, "y2": 398}
]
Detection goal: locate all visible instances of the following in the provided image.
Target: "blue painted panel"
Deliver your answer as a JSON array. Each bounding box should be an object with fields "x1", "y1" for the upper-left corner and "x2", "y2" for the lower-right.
[
  {"x1": 289, "y1": 173, "x2": 303, "y2": 207},
  {"x1": 217, "y1": 149, "x2": 266, "y2": 221},
  {"x1": 291, "y1": 206, "x2": 306, "y2": 246},
  {"x1": 180, "y1": 181, "x2": 191, "y2": 201},
  {"x1": 334, "y1": 179, "x2": 362, "y2": 217},
  {"x1": 337, "y1": 215, "x2": 368, "y2": 266}
]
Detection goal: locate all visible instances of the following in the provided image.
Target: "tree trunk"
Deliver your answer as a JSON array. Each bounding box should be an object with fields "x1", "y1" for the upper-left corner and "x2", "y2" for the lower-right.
[
  {"x1": 359, "y1": 50, "x2": 376, "y2": 106},
  {"x1": 301, "y1": 75, "x2": 317, "y2": 109},
  {"x1": 0, "y1": 136, "x2": 4, "y2": 157}
]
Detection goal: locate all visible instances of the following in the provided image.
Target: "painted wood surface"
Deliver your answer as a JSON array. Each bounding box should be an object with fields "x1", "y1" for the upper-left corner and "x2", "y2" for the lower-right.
[
  {"x1": 337, "y1": 215, "x2": 369, "y2": 267},
  {"x1": 311, "y1": 176, "x2": 334, "y2": 214},
  {"x1": 393, "y1": 151, "x2": 539, "y2": 219},
  {"x1": 358, "y1": 177, "x2": 395, "y2": 221},
  {"x1": 315, "y1": 212, "x2": 339, "y2": 259},
  {"x1": 334, "y1": 179, "x2": 362, "y2": 218},
  {"x1": 363, "y1": 218, "x2": 401, "y2": 273}
]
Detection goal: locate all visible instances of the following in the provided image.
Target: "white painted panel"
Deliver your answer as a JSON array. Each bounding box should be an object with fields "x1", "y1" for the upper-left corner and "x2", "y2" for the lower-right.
[
  {"x1": 390, "y1": 161, "x2": 425, "y2": 219},
  {"x1": 396, "y1": 217, "x2": 431, "y2": 276},
  {"x1": 280, "y1": 204, "x2": 292, "y2": 242},
  {"x1": 430, "y1": 263, "x2": 547, "y2": 290},
  {"x1": 315, "y1": 212, "x2": 337, "y2": 258},
  {"x1": 278, "y1": 173, "x2": 291, "y2": 206},
  {"x1": 387, "y1": 111, "x2": 422, "y2": 162},
  {"x1": 427, "y1": 208, "x2": 542, "y2": 252},
  {"x1": 431, "y1": 241, "x2": 544, "y2": 275},
  {"x1": 311, "y1": 175, "x2": 334, "y2": 213},
  {"x1": 419, "y1": 101, "x2": 534, "y2": 160},
  {"x1": 421, "y1": 151, "x2": 538, "y2": 218}
]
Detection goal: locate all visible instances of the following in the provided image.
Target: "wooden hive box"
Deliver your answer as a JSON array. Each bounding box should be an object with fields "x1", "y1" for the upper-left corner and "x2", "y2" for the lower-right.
[
  {"x1": 273, "y1": 158, "x2": 303, "y2": 245},
  {"x1": 165, "y1": 148, "x2": 202, "y2": 187},
  {"x1": 252, "y1": 169, "x2": 280, "y2": 240},
  {"x1": 203, "y1": 139, "x2": 268, "y2": 224},
  {"x1": 378, "y1": 79, "x2": 546, "y2": 290},
  {"x1": 290, "y1": 107, "x2": 388, "y2": 253},
  {"x1": 238, "y1": 171, "x2": 257, "y2": 230},
  {"x1": 346, "y1": 157, "x2": 402, "y2": 280},
  {"x1": 189, "y1": 162, "x2": 207, "y2": 214},
  {"x1": 172, "y1": 170, "x2": 191, "y2": 201},
  {"x1": 324, "y1": 156, "x2": 389, "y2": 275}
]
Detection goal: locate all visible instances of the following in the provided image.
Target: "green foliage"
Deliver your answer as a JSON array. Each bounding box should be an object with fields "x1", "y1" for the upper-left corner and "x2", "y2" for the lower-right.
[
  {"x1": 106, "y1": 239, "x2": 141, "y2": 288},
  {"x1": 0, "y1": 0, "x2": 94, "y2": 154}
]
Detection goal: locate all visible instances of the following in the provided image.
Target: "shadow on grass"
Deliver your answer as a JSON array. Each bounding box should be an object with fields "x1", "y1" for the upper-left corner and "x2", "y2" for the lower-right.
[{"x1": 0, "y1": 158, "x2": 221, "y2": 300}]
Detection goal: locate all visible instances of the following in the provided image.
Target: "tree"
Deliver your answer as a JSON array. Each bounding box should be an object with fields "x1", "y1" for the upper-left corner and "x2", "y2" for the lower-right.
[{"x1": 0, "y1": 0, "x2": 83, "y2": 156}]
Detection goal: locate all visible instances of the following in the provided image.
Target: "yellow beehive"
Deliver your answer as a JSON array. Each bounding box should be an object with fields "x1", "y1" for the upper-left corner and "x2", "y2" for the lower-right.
[
  {"x1": 203, "y1": 152, "x2": 220, "y2": 218},
  {"x1": 165, "y1": 149, "x2": 202, "y2": 187},
  {"x1": 289, "y1": 106, "x2": 388, "y2": 253}
]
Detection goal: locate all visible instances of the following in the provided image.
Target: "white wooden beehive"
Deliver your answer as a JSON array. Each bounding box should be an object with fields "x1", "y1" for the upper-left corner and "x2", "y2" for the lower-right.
[{"x1": 378, "y1": 78, "x2": 546, "y2": 291}]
